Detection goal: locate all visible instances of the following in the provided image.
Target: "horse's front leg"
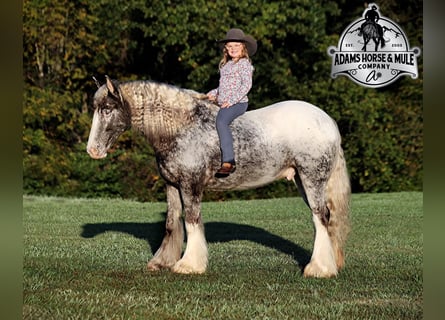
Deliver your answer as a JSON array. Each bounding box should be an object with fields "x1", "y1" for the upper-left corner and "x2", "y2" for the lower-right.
[
  {"x1": 171, "y1": 185, "x2": 208, "y2": 274},
  {"x1": 147, "y1": 184, "x2": 184, "y2": 271}
]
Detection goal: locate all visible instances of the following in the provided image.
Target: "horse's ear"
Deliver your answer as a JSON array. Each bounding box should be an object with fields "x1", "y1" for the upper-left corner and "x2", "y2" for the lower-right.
[
  {"x1": 105, "y1": 75, "x2": 124, "y2": 103},
  {"x1": 92, "y1": 76, "x2": 101, "y2": 88},
  {"x1": 105, "y1": 75, "x2": 119, "y2": 98}
]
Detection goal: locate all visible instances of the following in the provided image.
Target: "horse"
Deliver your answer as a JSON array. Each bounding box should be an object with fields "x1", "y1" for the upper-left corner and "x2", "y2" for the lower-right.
[
  {"x1": 359, "y1": 20, "x2": 386, "y2": 51},
  {"x1": 86, "y1": 76, "x2": 351, "y2": 278}
]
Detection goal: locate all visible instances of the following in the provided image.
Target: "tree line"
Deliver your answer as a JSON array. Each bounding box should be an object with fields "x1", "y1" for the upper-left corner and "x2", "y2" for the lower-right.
[{"x1": 23, "y1": 0, "x2": 423, "y2": 201}]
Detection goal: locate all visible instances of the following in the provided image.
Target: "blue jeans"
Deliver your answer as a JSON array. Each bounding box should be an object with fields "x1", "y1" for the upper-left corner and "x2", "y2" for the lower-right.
[{"x1": 216, "y1": 102, "x2": 248, "y2": 163}]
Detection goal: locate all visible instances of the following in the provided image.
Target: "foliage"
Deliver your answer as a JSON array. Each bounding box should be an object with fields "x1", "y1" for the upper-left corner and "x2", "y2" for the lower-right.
[
  {"x1": 22, "y1": 0, "x2": 423, "y2": 200},
  {"x1": 23, "y1": 85, "x2": 89, "y2": 195},
  {"x1": 310, "y1": 76, "x2": 423, "y2": 192}
]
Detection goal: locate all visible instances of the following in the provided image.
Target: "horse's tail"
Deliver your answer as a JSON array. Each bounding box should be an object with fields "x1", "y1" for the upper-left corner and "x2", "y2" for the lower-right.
[{"x1": 326, "y1": 146, "x2": 351, "y2": 270}]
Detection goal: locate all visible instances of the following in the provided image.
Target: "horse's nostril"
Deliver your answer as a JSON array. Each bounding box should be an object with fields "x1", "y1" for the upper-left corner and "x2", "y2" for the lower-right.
[
  {"x1": 87, "y1": 146, "x2": 107, "y2": 159},
  {"x1": 87, "y1": 147, "x2": 99, "y2": 158}
]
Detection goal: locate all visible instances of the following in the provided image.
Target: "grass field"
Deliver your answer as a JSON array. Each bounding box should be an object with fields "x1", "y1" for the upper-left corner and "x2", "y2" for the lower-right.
[{"x1": 23, "y1": 192, "x2": 422, "y2": 319}]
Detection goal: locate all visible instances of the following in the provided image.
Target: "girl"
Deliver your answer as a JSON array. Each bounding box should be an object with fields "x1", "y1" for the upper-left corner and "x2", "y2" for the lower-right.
[{"x1": 207, "y1": 28, "x2": 257, "y2": 177}]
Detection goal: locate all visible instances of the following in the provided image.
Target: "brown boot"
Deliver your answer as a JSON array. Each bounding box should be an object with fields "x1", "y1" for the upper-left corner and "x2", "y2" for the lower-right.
[{"x1": 215, "y1": 162, "x2": 236, "y2": 178}]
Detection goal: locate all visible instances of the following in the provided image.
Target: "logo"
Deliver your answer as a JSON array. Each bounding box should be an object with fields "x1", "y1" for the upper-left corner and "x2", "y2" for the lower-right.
[{"x1": 328, "y1": 3, "x2": 421, "y2": 88}]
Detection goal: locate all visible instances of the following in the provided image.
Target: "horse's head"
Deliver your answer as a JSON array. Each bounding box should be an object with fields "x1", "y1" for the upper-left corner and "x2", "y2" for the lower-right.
[{"x1": 86, "y1": 76, "x2": 131, "y2": 159}]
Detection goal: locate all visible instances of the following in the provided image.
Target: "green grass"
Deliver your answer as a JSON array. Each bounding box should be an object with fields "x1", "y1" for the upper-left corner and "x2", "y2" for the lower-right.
[{"x1": 23, "y1": 192, "x2": 423, "y2": 319}]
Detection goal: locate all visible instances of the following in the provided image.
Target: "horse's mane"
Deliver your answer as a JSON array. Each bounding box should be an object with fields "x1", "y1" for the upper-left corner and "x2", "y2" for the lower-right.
[{"x1": 118, "y1": 80, "x2": 218, "y2": 146}]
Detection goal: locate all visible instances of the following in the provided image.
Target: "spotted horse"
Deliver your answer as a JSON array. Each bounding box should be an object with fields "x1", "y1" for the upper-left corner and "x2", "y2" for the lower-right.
[{"x1": 87, "y1": 76, "x2": 351, "y2": 278}]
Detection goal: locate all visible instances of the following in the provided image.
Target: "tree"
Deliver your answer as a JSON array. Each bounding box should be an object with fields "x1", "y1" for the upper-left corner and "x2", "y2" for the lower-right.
[{"x1": 22, "y1": 0, "x2": 423, "y2": 200}]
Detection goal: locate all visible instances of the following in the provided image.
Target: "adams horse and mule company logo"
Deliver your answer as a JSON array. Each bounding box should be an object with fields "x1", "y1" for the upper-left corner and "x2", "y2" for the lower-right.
[{"x1": 328, "y1": 3, "x2": 421, "y2": 88}]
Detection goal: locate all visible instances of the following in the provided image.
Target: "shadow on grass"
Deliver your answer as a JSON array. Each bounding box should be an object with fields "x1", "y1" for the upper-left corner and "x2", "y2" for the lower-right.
[{"x1": 81, "y1": 215, "x2": 311, "y2": 271}]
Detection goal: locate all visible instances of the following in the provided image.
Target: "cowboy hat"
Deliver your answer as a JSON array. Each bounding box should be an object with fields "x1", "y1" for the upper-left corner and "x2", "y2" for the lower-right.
[{"x1": 218, "y1": 28, "x2": 257, "y2": 56}]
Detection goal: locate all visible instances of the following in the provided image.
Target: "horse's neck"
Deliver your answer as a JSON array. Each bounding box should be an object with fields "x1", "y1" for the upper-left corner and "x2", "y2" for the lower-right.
[
  {"x1": 119, "y1": 81, "x2": 197, "y2": 147},
  {"x1": 118, "y1": 82, "x2": 146, "y2": 132}
]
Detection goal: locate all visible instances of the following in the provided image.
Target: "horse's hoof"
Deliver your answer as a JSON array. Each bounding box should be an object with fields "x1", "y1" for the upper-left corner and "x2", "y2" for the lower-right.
[
  {"x1": 303, "y1": 261, "x2": 337, "y2": 278},
  {"x1": 147, "y1": 262, "x2": 162, "y2": 271},
  {"x1": 147, "y1": 259, "x2": 174, "y2": 272},
  {"x1": 171, "y1": 260, "x2": 206, "y2": 274}
]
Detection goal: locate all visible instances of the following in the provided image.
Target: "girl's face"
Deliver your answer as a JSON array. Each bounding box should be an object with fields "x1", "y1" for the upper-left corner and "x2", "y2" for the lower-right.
[{"x1": 225, "y1": 42, "x2": 244, "y2": 59}]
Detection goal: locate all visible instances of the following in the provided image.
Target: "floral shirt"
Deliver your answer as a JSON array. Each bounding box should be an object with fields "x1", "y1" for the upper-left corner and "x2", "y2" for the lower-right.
[{"x1": 207, "y1": 58, "x2": 253, "y2": 107}]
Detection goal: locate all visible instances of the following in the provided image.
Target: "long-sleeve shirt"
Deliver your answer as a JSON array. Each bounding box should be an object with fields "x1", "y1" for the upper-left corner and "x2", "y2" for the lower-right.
[{"x1": 207, "y1": 58, "x2": 253, "y2": 107}]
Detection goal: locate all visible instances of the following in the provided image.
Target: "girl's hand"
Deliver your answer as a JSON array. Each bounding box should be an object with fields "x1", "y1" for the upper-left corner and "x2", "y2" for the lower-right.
[
  {"x1": 207, "y1": 93, "x2": 217, "y2": 101},
  {"x1": 221, "y1": 102, "x2": 230, "y2": 108}
]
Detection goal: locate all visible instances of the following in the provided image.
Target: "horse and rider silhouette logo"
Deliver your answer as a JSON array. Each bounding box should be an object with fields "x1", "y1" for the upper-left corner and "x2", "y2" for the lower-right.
[
  {"x1": 359, "y1": 5, "x2": 385, "y2": 51},
  {"x1": 328, "y1": 3, "x2": 420, "y2": 88}
]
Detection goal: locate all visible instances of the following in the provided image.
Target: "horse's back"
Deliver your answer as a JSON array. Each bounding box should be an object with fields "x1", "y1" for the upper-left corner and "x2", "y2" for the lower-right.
[
  {"x1": 204, "y1": 100, "x2": 342, "y2": 190},
  {"x1": 245, "y1": 100, "x2": 340, "y2": 145}
]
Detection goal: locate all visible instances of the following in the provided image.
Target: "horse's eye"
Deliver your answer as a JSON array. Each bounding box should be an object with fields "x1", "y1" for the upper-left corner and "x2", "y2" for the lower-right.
[{"x1": 102, "y1": 108, "x2": 112, "y2": 115}]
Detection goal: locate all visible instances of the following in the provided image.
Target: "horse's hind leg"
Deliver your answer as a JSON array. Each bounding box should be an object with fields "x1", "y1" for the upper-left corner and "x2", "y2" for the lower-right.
[
  {"x1": 361, "y1": 37, "x2": 366, "y2": 51},
  {"x1": 171, "y1": 184, "x2": 208, "y2": 274},
  {"x1": 374, "y1": 38, "x2": 379, "y2": 51},
  {"x1": 304, "y1": 205, "x2": 338, "y2": 278},
  {"x1": 296, "y1": 163, "x2": 338, "y2": 278},
  {"x1": 147, "y1": 184, "x2": 184, "y2": 271}
]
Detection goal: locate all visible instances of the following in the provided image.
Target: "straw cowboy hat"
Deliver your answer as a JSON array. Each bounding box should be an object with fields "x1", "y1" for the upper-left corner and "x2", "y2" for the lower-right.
[{"x1": 218, "y1": 28, "x2": 257, "y2": 56}]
